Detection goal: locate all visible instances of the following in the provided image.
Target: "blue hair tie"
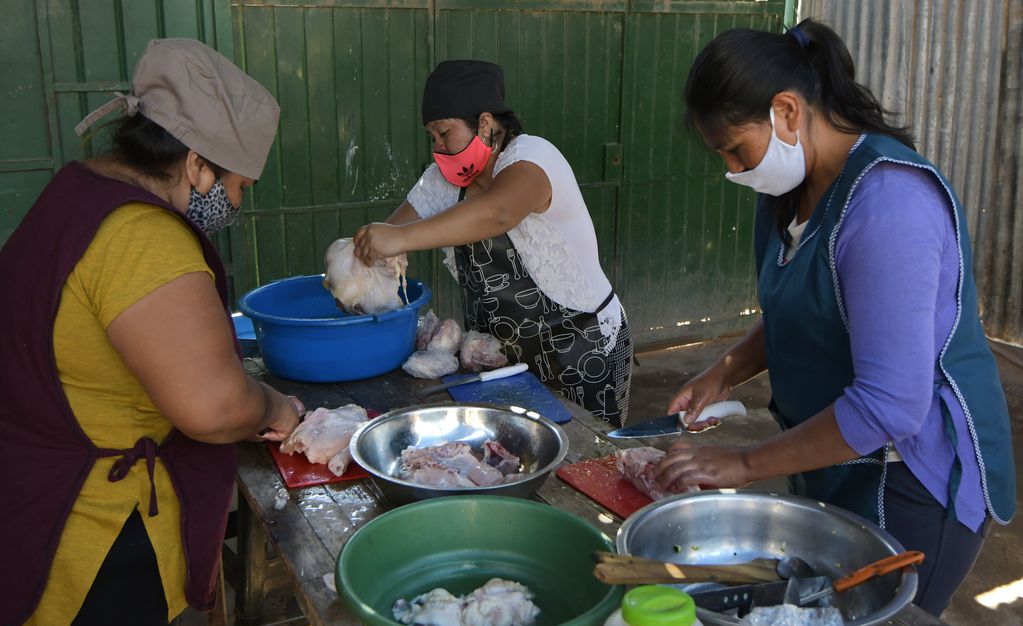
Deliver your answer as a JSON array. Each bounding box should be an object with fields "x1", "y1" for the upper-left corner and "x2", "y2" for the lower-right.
[{"x1": 788, "y1": 27, "x2": 810, "y2": 49}]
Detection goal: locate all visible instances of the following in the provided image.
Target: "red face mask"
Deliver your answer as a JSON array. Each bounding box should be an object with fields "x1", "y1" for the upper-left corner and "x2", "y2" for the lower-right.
[{"x1": 433, "y1": 135, "x2": 493, "y2": 187}]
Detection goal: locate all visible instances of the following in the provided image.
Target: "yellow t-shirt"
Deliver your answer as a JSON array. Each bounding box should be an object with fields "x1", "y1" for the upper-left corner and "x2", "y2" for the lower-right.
[{"x1": 26, "y1": 203, "x2": 214, "y2": 626}]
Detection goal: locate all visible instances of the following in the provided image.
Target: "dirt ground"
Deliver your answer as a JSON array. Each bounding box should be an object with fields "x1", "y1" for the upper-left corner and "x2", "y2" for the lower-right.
[{"x1": 629, "y1": 337, "x2": 1023, "y2": 626}]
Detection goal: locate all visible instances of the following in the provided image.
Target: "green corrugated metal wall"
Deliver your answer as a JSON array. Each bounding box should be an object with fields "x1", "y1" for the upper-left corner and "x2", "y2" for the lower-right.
[{"x1": 3, "y1": 0, "x2": 782, "y2": 347}]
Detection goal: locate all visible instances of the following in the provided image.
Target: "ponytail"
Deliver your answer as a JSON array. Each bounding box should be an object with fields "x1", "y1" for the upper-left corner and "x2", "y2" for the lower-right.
[{"x1": 797, "y1": 20, "x2": 914, "y2": 149}]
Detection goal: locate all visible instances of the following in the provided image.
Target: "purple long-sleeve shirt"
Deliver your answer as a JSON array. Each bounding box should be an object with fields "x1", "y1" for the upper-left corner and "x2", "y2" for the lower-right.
[{"x1": 832, "y1": 162, "x2": 985, "y2": 532}]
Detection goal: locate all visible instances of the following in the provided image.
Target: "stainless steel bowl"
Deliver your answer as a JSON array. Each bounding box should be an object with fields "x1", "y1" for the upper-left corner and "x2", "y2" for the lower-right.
[
  {"x1": 617, "y1": 491, "x2": 918, "y2": 626},
  {"x1": 350, "y1": 403, "x2": 569, "y2": 504}
]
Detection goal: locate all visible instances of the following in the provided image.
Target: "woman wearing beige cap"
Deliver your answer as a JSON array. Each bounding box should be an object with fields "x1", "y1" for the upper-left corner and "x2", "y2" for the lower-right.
[
  {"x1": 0, "y1": 40, "x2": 297, "y2": 625},
  {"x1": 354, "y1": 60, "x2": 633, "y2": 427}
]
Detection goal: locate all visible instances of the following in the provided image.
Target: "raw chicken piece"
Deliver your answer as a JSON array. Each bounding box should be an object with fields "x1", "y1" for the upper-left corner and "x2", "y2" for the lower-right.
[
  {"x1": 615, "y1": 447, "x2": 695, "y2": 500},
  {"x1": 404, "y1": 463, "x2": 478, "y2": 488},
  {"x1": 482, "y1": 440, "x2": 521, "y2": 476},
  {"x1": 392, "y1": 579, "x2": 540, "y2": 626},
  {"x1": 327, "y1": 447, "x2": 353, "y2": 477},
  {"x1": 461, "y1": 579, "x2": 540, "y2": 626},
  {"x1": 399, "y1": 441, "x2": 519, "y2": 488},
  {"x1": 393, "y1": 588, "x2": 463, "y2": 626},
  {"x1": 459, "y1": 331, "x2": 508, "y2": 372},
  {"x1": 280, "y1": 405, "x2": 368, "y2": 476},
  {"x1": 403, "y1": 349, "x2": 459, "y2": 379},
  {"x1": 417, "y1": 310, "x2": 441, "y2": 350},
  {"x1": 428, "y1": 319, "x2": 464, "y2": 354},
  {"x1": 323, "y1": 237, "x2": 408, "y2": 314}
]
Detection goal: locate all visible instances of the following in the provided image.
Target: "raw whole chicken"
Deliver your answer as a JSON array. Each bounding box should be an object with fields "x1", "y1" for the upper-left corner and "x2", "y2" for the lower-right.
[
  {"x1": 399, "y1": 440, "x2": 522, "y2": 488},
  {"x1": 615, "y1": 447, "x2": 696, "y2": 500},
  {"x1": 402, "y1": 349, "x2": 459, "y2": 379},
  {"x1": 323, "y1": 237, "x2": 408, "y2": 314},
  {"x1": 459, "y1": 330, "x2": 508, "y2": 372},
  {"x1": 428, "y1": 318, "x2": 464, "y2": 354},
  {"x1": 417, "y1": 310, "x2": 441, "y2": 350},
  {"x1": 392, "y1": 579, "x2": 540, "y2": 626},
  {"x1": 279, "y1": 404, "x2": 368, "y2": 476}
]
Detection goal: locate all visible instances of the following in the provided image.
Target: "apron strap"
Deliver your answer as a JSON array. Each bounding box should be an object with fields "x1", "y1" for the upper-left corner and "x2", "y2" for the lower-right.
[
  {"x1": 594, "y1": 290, "x2": 615, "y2": 314},
  {"x1": 98, "y1": 437, "x2": 161, "y2": 517}
]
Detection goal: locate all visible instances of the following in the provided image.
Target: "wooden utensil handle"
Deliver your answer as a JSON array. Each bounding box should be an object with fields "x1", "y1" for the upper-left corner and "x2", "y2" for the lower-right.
[
  {"x1": 832, "y1": 551, "x2": 925, "y2": 593},
  {"x1": 592, "y1": 552, "x2": 780, "y2": 586}
]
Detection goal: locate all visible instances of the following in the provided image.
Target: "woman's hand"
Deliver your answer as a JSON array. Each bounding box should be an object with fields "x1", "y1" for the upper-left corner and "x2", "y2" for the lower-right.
[
  {"x1": 258, "y1": 394, "x2": 304, "y2": 442},
  {"x1": 652, "y1": 440, "x2": 752, "y2": 492},
  {"x1": 668, "y1": 366, "x2": 731, "y2": 429},
  {"x1": 353, "y1": 222, "x2": 406, "y2": 264}
]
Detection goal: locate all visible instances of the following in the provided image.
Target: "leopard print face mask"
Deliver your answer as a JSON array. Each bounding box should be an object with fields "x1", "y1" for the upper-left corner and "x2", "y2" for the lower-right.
[{"x1": 186, "y1": 179, "x2": 240, "y2": 234}]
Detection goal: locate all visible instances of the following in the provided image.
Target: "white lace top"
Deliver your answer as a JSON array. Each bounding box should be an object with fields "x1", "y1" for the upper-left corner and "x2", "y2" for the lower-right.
[{"x1": 405, "y1": 134, "x2": 623, "y2": 348}]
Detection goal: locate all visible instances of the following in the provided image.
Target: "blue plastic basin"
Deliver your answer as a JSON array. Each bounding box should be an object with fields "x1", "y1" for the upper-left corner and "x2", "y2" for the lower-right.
[{"x1": 238, "y1": 275, "x2": 431, "y2": 382}]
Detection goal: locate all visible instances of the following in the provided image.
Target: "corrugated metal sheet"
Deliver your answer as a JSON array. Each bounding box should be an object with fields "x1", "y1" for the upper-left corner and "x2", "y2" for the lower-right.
[{"x1": 800, "y1": 0, "x2": 1023, "y2": 342}]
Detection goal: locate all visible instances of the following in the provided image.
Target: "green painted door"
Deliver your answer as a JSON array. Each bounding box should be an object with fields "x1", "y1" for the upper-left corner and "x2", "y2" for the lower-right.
[
  {"x1": 228, "y1": 0, "x2": 782, "y2": 344},
  {"x1": 1, "y1": 0, "x2": 232, "y2": 241},
  {"x1": 3, "y1": 0, "x2": 784, "y2": 347},
  {"x1": 619, "y1": 1, "x2": 784, "y2": 345}
]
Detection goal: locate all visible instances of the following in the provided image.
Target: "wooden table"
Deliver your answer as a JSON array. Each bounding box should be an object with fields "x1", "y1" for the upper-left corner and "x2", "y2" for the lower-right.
[{"x1": 230, "y1": 364, "x2": 946, "y2": 626}]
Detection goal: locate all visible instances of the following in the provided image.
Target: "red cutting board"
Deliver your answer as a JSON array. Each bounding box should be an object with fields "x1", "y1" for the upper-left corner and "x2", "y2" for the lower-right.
[
  {"x1": 267, "y1": 409, "x2": 380, "y2": 489},
  {"x1": 556, "y1": 454, "x2": 653, "y2": 519}
]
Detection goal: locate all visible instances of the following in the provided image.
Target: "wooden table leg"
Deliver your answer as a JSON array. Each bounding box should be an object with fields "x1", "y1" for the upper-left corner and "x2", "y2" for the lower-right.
[
  {"x1": 234, "y1": 489, "x2": 271, "y2": 625},
  {"x1": 232, "y1": 485, "x2": 294, "y2": 625}
]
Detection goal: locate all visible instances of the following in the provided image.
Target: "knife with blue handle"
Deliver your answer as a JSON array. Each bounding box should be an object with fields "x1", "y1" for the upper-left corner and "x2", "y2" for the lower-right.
[{"x1": 607, "y1": 401, "x2": 747, "y2": 438}]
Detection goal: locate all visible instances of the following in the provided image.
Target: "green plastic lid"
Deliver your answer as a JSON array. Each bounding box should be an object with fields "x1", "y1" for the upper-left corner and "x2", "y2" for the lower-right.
[{"x1": 621, "y1": 585, "x2": 697, "y2": 626}]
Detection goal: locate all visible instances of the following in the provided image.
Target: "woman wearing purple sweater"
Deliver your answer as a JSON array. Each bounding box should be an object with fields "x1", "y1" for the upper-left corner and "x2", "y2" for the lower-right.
[{"x1": 653, "y1": 19, "x2": 1015, "y2": 617}]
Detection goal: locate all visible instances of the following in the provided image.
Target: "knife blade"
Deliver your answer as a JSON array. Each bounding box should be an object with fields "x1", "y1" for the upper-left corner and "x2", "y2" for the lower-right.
[
  {"x1": 420, "y1": 362, "x2": 529, "y2": 395},
  {"x1": 607, "y1": 401, "x2": 747, "y2": 438}
]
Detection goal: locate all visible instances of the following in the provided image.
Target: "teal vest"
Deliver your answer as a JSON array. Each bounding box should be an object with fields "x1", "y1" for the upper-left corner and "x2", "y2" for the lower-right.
[{"x1": 754, "y1": 133, "x2": 1015, "y2": 525}]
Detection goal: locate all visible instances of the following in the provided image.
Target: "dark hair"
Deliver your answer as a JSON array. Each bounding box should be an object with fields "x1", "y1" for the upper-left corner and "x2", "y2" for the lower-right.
[
  {"x1": 684, "y1": 19, "x2": 915, "y2": 236},
  {"x1": 459, "y1": 110, "x2": 524, "y2": 152},
  {"x1": 105, "y1": 114, "x2": 225, "y2": 181}
]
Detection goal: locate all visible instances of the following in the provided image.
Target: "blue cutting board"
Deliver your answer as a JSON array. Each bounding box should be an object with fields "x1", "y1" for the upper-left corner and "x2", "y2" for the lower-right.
[{"x1": 441, "y1": 371, "x2": 573, "y2": 424}]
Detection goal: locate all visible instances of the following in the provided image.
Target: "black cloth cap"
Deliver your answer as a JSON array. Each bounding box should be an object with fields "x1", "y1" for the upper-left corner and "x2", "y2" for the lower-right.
[{"x1": 422, "y1": 60, "x2": 510, "y2": 124}]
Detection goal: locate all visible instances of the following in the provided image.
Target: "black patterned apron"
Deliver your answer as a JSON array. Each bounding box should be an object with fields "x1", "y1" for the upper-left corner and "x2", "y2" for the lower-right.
[{"x1": 452, "y1": 190, "x2": 633, "y2": 426}]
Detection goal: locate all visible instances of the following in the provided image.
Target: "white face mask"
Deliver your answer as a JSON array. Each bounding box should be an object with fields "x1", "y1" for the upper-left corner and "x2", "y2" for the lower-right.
[{"x1": 724, "y1": 108, "x2": 806, "y2": 196}]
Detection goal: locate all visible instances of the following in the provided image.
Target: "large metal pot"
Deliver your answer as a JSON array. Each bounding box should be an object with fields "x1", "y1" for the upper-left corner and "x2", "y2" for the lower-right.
[
  {"x1": 349, "y1": 403, "x2": 568, "y2": 504},
  {"x1": 617, "y1": 491, "x2": 918, "y2": 625}
]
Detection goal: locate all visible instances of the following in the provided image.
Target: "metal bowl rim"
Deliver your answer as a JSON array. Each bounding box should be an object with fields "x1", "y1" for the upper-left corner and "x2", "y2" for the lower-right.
[
  {"x1": 349, "y1": 401, "x2": 569, "y2": 492},
  {"x1": 616, "y1": 489, "x2": 918, "y2": 626}
]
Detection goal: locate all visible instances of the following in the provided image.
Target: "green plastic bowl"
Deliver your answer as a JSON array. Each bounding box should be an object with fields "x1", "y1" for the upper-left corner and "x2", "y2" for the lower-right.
[{"x1": 336, "y1": 496, "x2": 623, "y2": 625}]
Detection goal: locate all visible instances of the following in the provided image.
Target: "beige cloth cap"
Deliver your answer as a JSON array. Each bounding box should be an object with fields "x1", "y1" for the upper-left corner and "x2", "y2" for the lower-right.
[{"x1": 76, "y1": 39, "x2": 280, "y2": 180}]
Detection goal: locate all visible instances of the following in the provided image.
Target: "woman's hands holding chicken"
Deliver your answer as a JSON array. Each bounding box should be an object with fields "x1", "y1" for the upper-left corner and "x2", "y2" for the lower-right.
[{"x1": 353, "y1": 222, "x2": 406, "y2": 264}]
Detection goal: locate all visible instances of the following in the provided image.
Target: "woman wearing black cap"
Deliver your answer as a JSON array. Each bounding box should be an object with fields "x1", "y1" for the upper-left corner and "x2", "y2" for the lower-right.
[{"x1": 354, "y1": 60, "x2": 633, "y2": 426}]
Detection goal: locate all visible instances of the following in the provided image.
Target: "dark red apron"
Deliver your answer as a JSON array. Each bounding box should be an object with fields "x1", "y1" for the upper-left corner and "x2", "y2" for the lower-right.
[{"x1": 0, "y1": 162, "x2": 237, "y2": 625}]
